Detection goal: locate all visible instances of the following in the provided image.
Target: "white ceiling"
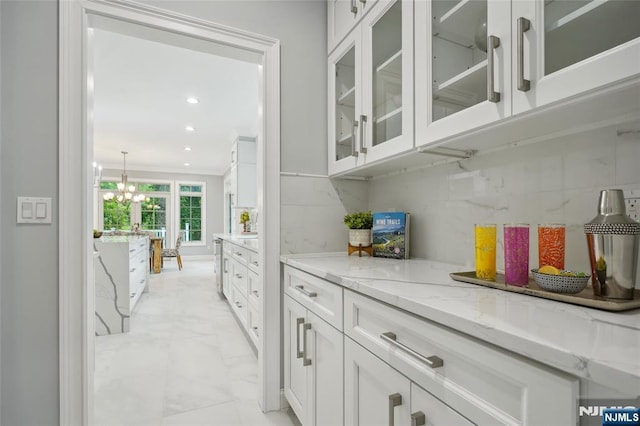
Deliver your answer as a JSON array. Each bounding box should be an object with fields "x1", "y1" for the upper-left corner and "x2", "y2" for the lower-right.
[{"x1": 91, "y1": 27, "x2": 260, "y2": 176}]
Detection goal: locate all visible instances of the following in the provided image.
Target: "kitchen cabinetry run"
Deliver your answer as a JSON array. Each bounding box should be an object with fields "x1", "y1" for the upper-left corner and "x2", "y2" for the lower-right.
[
  {"x1": 94, "y1": 235, "x2": 149, "y2": 335},
  {"x1": 221, "y1": 239, "x2": 261, "y2": 349},
  {"x1": 327, "y1": 0, "x2": 379, "y2": 54},
  {"x1": 227, "y1": 136, "x2": 256, "y2": 209},
  {"x1": 328, "y1": 0, "x2": 414, "y2": 176},
  {"x1": 414, "y1": 0, "x2": 640, "y2": 146},
  {"x1": 283, "y1": 267, "x2": 344, "y2": 426}
]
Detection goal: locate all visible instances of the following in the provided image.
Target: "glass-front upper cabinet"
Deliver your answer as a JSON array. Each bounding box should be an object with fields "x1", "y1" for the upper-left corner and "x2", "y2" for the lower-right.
[
  {"x1": 415, "y1": 0, "x2": 511, "y2": 146},
  {"x1": 329, "y1": 0, "x2": 413, "y2": 176},
  {"x1": 512, "y1": 0, "x2": 640, "y2": 113}
]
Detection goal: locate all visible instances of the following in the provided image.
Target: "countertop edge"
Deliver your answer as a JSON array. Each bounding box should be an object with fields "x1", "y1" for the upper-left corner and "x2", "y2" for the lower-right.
[{"x1": 281, "y1": 254, "x2": 640, "y2": 395}]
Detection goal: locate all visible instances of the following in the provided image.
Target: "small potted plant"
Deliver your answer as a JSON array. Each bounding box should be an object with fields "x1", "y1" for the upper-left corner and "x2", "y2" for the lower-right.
[
  {"x1": 240, "y1": 210, "x2": 251, "y2": 233},
  {"x1": 344, "y1": 211, "x2": 373, "y2": 247}
]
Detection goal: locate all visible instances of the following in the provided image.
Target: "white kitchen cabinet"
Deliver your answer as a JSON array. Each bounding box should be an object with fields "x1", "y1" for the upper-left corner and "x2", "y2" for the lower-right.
[
  {"x1": 284, "y1": 295, "x2": 344, "y2": 426},
  {"x1": 414, "y1": 0, "x2": 640, "y2": 147},
  {"x1": 283, "y1": 266, "x2": 344, "y2": 426},
  {"x1": 344, "y1": 289, "x2": 579, "y2": 425},
  {"x1": 344, "y1": 337, "x2": 411, "y2": 426},
  {"x1": 221, "y1": 240, "x2": 261, "y2": 350},
  {"x1": 328, "y1": 0, "x2": 414, "y2": 176},
  {"x1": 328, "y1": 0, "x2": 380, "y2": 54},
  {"x1": 227, "y1": 136, "x2": 256, "y2": 208}
]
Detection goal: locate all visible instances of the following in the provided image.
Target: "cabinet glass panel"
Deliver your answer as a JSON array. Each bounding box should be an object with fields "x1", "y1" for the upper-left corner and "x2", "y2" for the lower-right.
[
  {"x1": 335, "y1": 46, "x2": 356, "y2": 161},
  {"x1": 544, "y1": 0, "x2": 640, "y2": 75},
  {"x1": 372, "y1": 1, "x2": 402, "y2": 146},
  {"x1": 432, "y1": 0, "x2": 488, "y2": 122}
]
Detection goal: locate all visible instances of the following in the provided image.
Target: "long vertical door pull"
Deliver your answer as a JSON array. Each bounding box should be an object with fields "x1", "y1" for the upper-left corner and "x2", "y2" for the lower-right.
[
  {"x1": 388, "y1": 393, "x2": 402, "y2": 426},
  {"x1": 488, "y1": 35, "x2": 501, "y2": 103},
  {"x1": 302, "y1": 323, "x2": 312, "y2": 366},
  {"x1": 296, "y1": 318, "x2": 304, "y2": 359},
  {"x1": 517, "y1": 17, "x2": 531, "y2": 92}
]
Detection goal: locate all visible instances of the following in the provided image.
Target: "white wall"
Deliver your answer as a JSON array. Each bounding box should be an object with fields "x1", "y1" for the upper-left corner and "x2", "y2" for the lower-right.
[
  {"x1": 100, "y1": 168, "x2": 224, "y2": 256},
  {"x1": 1, "y1": 1, "x2": 60, "y2": 424},
  {"x1": 368, "y1": 126, "x2": 640, "y2": 274}
]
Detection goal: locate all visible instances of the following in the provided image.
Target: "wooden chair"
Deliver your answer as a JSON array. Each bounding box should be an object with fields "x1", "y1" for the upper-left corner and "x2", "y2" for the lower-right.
[{"x1": 161, "y1": 234, "x2": 183, "y2": 270}]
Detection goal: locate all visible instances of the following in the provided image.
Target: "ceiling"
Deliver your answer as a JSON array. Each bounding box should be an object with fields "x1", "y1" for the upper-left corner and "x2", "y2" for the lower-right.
[{"x1": 91, "y1": 27, "x2": 260, "y2": 176}]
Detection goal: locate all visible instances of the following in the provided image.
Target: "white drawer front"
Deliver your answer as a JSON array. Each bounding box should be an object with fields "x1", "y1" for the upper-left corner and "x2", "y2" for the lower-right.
[
  {"x1": 411, "y1": 383, "x2": 472, "y2": 426},
  {"x1": 248, "y1": 304, "x2": 261, "y2": 348},
  {"x1": 230, "y1": 244, "x2": 248, "y2": 266},
  {"x1": 284, "y1": 266, "x2": 343, "y2": 331},
  {"x1": 230, "y1": 258, "x2": 248, "y2": 297},
  {"x1": 344, "y1": 290, "x2": 578, "y2": 426},
  {"x1": 229, "y1": 286, "x2": 248, "y2": 328},
  {"x1": 247, "y1": 250, "x2": 260, "y2": 273},
  {"x1": 248, "y1": 268, "x2": 261, "y2": 310}
]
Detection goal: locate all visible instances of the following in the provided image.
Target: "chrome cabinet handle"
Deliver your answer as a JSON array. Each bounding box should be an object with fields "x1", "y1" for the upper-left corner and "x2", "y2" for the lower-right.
[
  {"x1": 388, "y1": 393, "x2": 402, "y2": 426},
  {"x1": 251, "y1": 261, "x2": 259, "y2": 267},
  {"x1": 235, "y1": 273, "x2": 243, "y2": 279},
  {"x1": 252, "y1": 290, "x2": 259, "y2": 297},
  {"x1": 295, "y1": 285, "x2": 317, "y2": 298},
  {"x1": 223, "y1": 258, "x2": 228, "y2": 273},
  {"x1": 517, "y1": 17, "x2": 531, "y2": 92},
  {"x1": 302, "y1": 323, "x2": 312, "y2": 366},
  {"x1": 380, "y1": 332, "x2": 444, "y2": 369},
  {"x1": 296, "y1": 318, "x2": 304, "y2": 359},
  {"x1": 350, "y1": 0, "x2": 357, "y2": 14},
  {"x1": 351, "y1": 120, "x2": 359, "y2": 158},
  {"x1": 235, "y1": 301, "x2": 243, "y2": 308},
  {"x1": 235, "y1": 252, "x2": 243, "y2": 257},
  {"x1": 359, "y1": 0, "x2": 366, "y2": 4},
  {"x1": 487, "y1": 35, "x2": 501, "y2": 103},
  {"x1": 252, "y1": 326, "x2": 259, "y2": 337},
  {"x1": 359, "y1": 114, "x2": 368, "y2": 154},
  {"x1": 411, "y1": 411, "x2": 426, "y2": 426}
]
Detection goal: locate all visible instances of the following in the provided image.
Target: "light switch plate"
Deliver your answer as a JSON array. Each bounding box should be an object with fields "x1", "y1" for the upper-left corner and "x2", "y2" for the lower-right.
[{"x1": 17, "y1": 197, "x2": 52, "y2": 224}]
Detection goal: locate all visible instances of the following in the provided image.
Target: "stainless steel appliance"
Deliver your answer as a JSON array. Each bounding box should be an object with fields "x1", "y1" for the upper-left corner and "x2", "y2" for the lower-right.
[{"x1": 213, "y1": 237, "x2": 223, "y2": 295}]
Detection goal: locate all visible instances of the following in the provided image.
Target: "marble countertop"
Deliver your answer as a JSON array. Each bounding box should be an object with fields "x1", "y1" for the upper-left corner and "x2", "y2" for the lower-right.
[
  {"x1": 281, "y1": 252, "x2": 640, "y2": 395},
  {"x1": 214, "y1": 233, "x2": 258, "y2": 252},
  {"x1": 98, "y1": 235, "x2": 148, "y2": 243}
]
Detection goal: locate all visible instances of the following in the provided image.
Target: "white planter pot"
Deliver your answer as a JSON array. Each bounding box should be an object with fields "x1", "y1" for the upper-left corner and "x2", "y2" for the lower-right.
[{"x1": 348, "y1": 229, "x2": 372, "y2": 247}]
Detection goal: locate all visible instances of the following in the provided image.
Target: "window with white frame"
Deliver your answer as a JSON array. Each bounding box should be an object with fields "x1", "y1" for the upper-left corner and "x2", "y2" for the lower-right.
[{"x1": 177, "y1": 182, "x2": 205, "y2": 244}]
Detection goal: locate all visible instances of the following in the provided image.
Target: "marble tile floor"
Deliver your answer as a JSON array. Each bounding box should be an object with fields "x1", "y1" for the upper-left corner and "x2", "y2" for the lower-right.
[{"x1": 94, "y1": 258, "x2": 300, "y2": 426}]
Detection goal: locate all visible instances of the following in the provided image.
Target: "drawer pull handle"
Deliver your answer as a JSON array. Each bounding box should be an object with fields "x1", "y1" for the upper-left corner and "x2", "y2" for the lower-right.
[
  {"x1": 302, "y1": 323, "x2": 312, "y2": 366},
  {"x1": 251, "y1": 261, "x2": 259, "y2": 266},
  {"x1": 235, "y1": 301, "x2": 243, "y2": 308},
  {"x1": 380, "y1": 332, "x2": 444, "y2": 369},
  {"x1": 295, "y1": 285, "x2": 317, "y2": 298},
  {"x1": 252, "y1": 290, "x2": 259, "y2": 297},
  {"x1": 235, "y1": 252, "x2": 243, "y2": 257},
  {"x1": 411, "y1": 411, "x2": 426, "y2": 426},
  {"x1": 388, "y1": 393, "x2": 402, "y2": 426},
  {"x1": 252, "y1": 326, "x2": 259, "y2": 337},
  {"x1": 296, "y1": 318, "x2": 304, "y2": 359},
  {"x1": 235, "y1": 273, "x2": 243, "y2": 279}
]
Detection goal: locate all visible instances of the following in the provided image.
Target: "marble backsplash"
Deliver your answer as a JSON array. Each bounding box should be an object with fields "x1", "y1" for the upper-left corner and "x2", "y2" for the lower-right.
[
  {"x1": 280, "y1": 125, "x2": 640, "y2": 277},
  {"x1": 369, "y1": 125, "x2": 640, "y2": 274}
]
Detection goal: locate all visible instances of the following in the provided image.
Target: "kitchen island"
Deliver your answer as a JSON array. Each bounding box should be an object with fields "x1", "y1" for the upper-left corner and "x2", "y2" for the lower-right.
[
  {"x1": 281, "y1": 252, "x2": 639, "y2": 425},
  {"x1": 94, "y1": 235, "x2": 149, "y2": 335}
]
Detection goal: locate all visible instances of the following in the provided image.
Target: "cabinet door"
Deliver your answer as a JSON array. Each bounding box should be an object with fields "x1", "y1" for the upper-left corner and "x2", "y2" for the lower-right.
[
  {"x1": 411, "y1": 383, "x2": 472, "y2": 426},
  {"x1": 345, "y1": 337, "x2": 410, "y2": 426},
  {"x1": 360, "y1": 0, "x2": 414, "y2": 163},
  {"x1": 328, "y1": 0, "x2": 361, "y2": 54},
  {"x1": 306, "y1": 311, "x2": 344, "y2": 426},
  {"x1": 284, "y1": 295, "x2": 309, "y2": 423},
  {"x1": 222, "y1": 255, "x2": 230, "y2": 298},
  {"x1": 512, "y1": 0, "x2": 640, "y2": 114},
  {"x1": 329, "y1": 29, "x2": 365, "y2": 175},
  {"x1": 415, "y1": 0, "x2": 511, "y2": 147}
]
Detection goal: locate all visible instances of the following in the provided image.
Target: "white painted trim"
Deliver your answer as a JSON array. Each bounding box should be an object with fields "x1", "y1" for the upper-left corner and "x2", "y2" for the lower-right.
[{"x1": 59, "y1": 1, "x2": 282, "y2": 423}]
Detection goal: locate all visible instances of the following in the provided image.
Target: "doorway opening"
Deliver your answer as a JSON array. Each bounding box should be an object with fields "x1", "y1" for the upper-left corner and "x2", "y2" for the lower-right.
[{"x1": 59, "y1": 1, "x2": 281, "y2": 424}]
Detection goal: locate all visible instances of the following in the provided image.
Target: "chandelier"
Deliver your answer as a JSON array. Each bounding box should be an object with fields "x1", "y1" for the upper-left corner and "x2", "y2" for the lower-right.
[{"x1": 103, "y1": 151, "x2": 145, "y2": 204}]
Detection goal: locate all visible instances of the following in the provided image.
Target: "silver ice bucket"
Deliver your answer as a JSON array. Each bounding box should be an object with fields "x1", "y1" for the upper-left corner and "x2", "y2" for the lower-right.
[{"x1": 584, "y1": 189, "x2": 640, "y2": 300}]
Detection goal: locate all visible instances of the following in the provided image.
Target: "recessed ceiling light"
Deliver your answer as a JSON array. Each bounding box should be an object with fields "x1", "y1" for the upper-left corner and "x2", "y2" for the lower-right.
[
  {"x1": 186, "y1": 97, "x2": 199, "y2": 104},
  {"x1": 185, "y1": 126, "x2": 195, "y2": 132},
  {"x1": 184, "y1": 146, "x2": 192, "y2": 151},
  {"x1": 184, "y1": 162, "x2": 190, "y2": 166}
]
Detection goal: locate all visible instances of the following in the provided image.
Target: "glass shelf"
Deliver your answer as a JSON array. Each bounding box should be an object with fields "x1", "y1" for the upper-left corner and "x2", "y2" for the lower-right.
[
  {"x1": 338, "y1": 86, "x2": 356, "y2": 107},
  {"x1": 376, "y1": 50, "x2": 402, "y2": 76},
  {"x1": 434, "y1": 60, "x2": 486, "y2": 107},
  {"x1": 434, "y1": 0, "x2": 486, "y2": 47}
]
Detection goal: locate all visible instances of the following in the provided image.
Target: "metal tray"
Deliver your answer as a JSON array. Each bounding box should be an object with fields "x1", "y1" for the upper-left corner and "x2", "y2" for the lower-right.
[{"x1": 449, "y1": 271, "x2": 640, "y2": 312}]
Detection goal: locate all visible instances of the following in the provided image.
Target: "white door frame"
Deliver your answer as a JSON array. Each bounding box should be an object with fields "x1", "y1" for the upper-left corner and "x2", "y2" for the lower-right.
[{"x1": 59, "y1": 1, "x2": 281, "y2": 424}]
